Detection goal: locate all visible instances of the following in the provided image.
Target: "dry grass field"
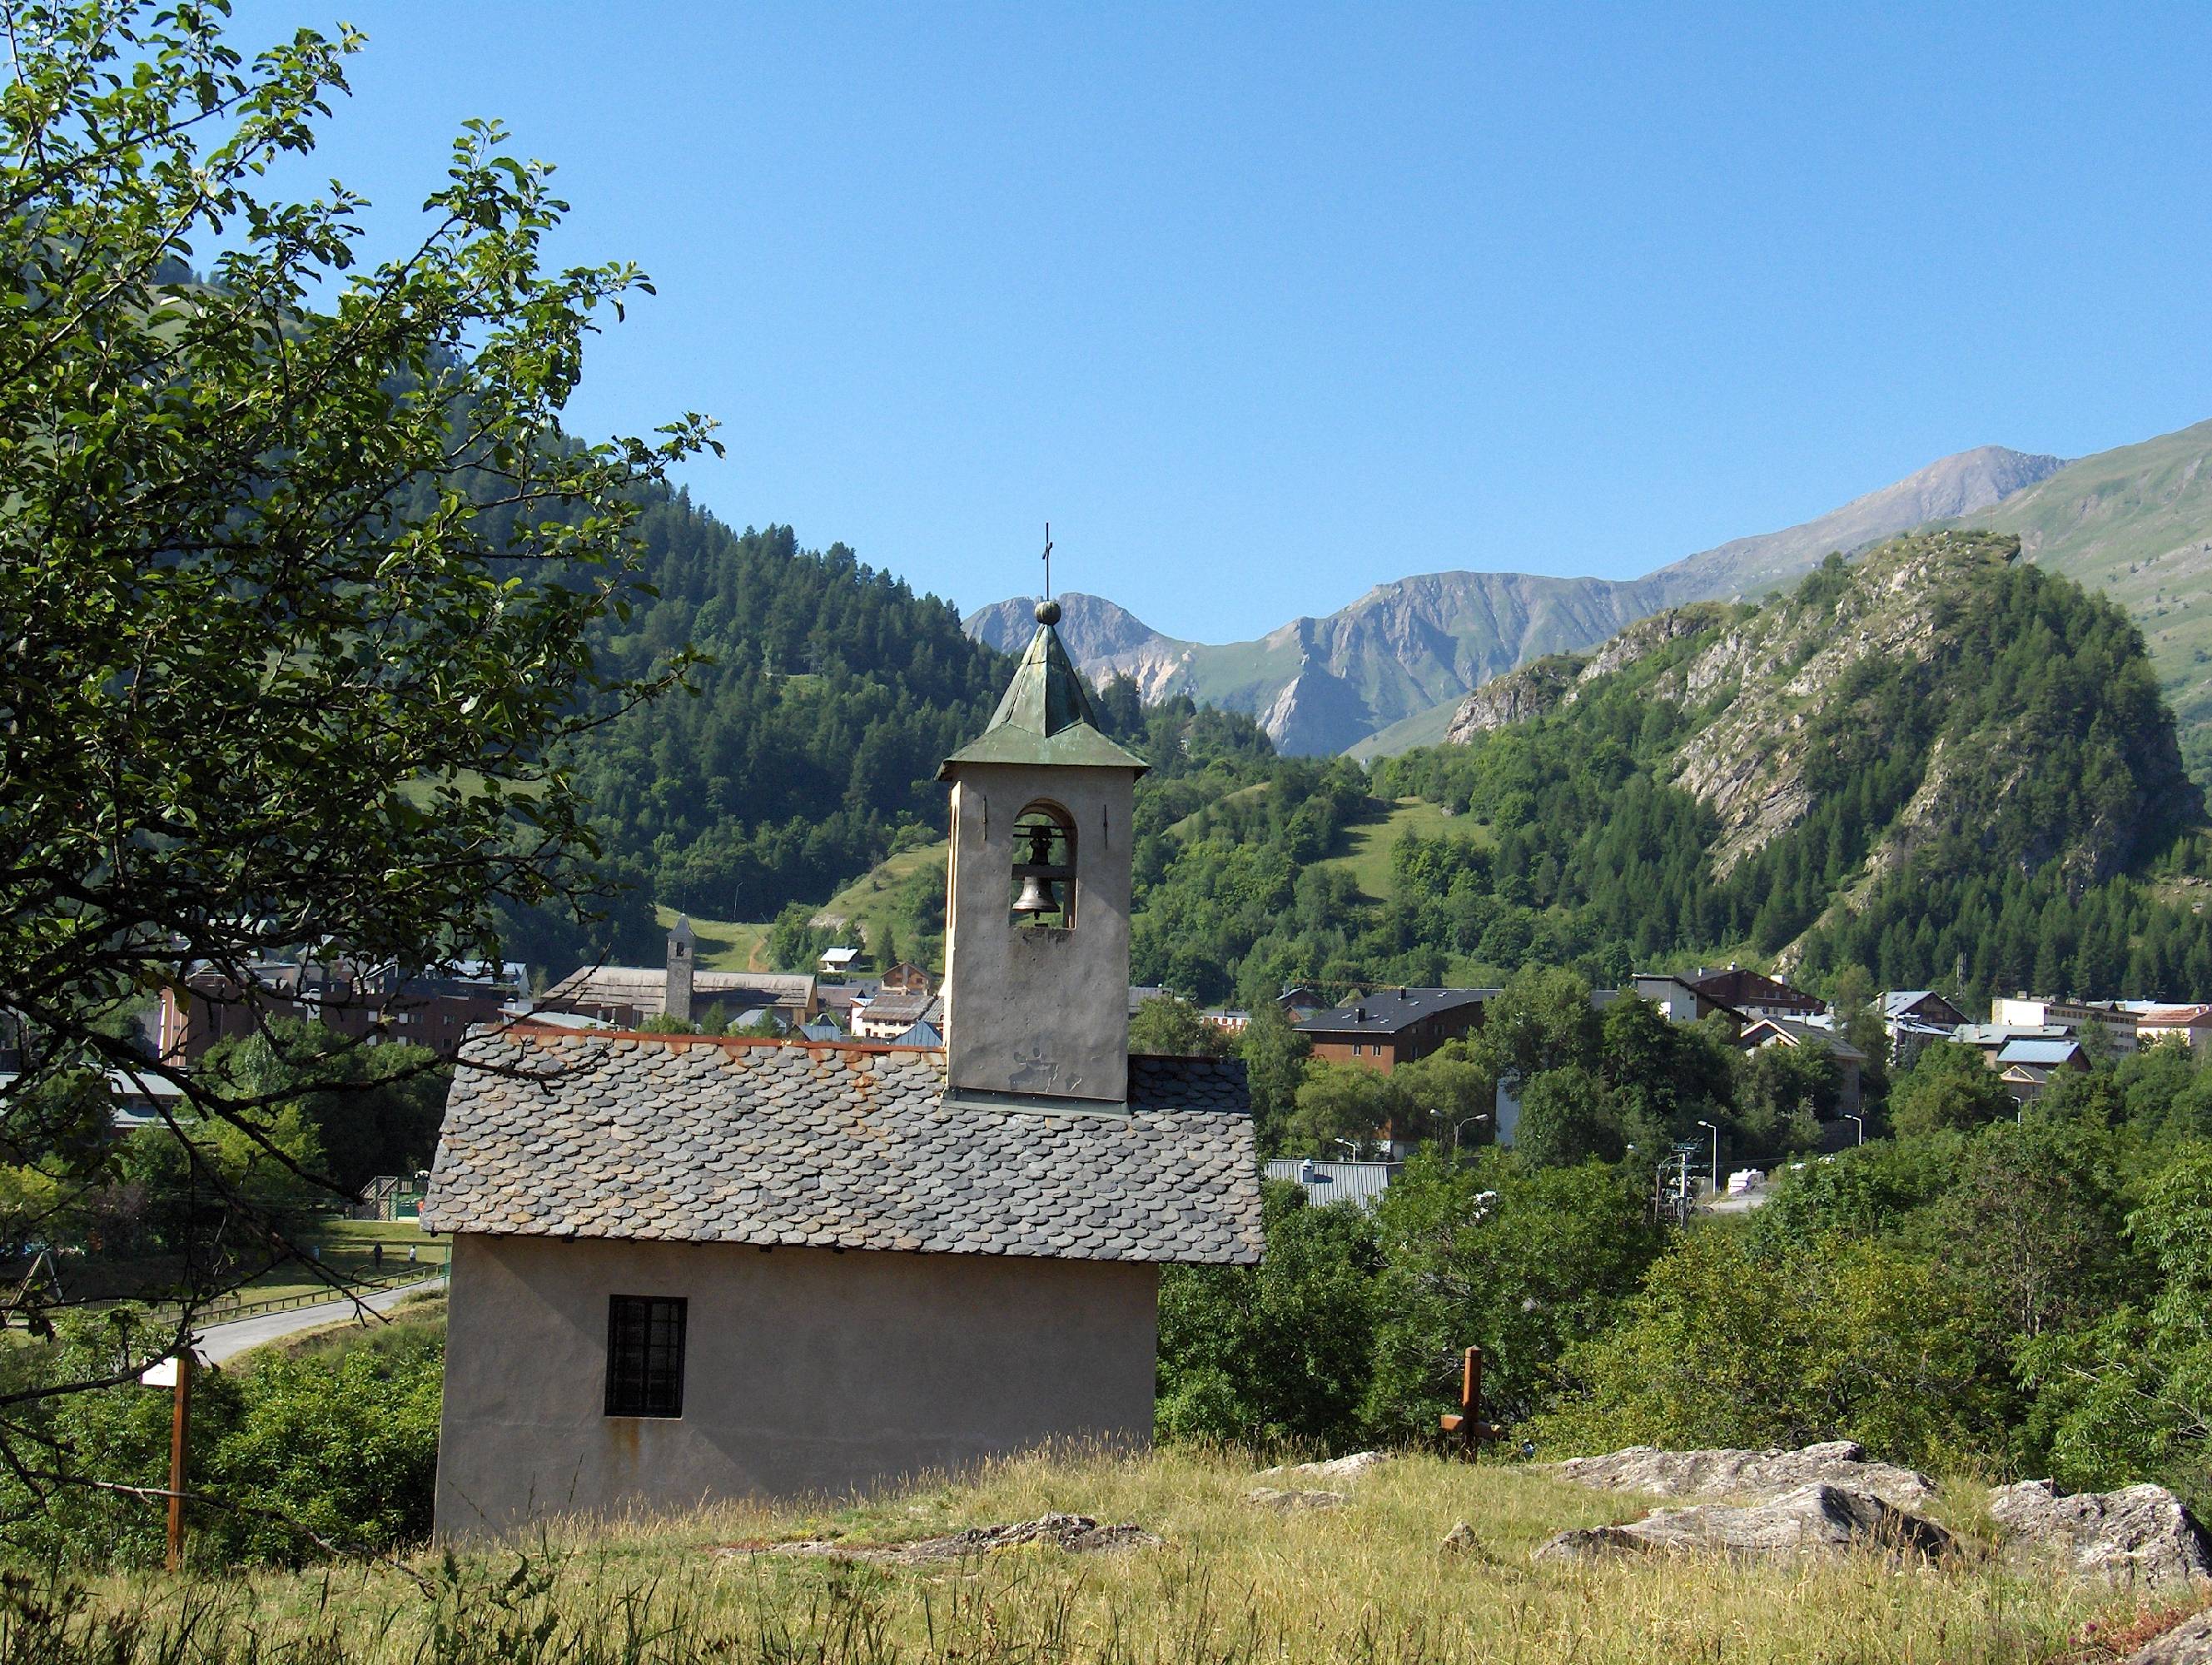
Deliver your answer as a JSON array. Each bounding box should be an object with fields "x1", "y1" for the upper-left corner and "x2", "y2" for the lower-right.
[{"x1": 26, "y1": 1446, "x2": 2198, "y2": 1663}]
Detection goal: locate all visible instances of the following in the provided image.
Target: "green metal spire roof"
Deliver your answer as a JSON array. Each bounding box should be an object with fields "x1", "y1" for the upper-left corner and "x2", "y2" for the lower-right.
[{"x1": 939, "y1": 605, "x2": 1149, "y2": 778}]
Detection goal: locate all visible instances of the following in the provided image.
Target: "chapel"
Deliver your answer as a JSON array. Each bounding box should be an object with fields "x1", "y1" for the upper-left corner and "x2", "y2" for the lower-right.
[{"x1": 423, "y1": 600, "x2": 1264, "y2": 1540}]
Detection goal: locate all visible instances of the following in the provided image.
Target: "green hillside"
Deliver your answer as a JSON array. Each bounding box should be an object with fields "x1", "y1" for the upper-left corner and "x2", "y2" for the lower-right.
[
  {"x1": 1961, "y1": 417, "x2": 2212, "y2": 777},
  {"x1": 499, "y1": 509, "x2": 1010, "y2": 973},
  {"x1": 1133, "y1": 531, "x2": 2212, "y2": 1005}
]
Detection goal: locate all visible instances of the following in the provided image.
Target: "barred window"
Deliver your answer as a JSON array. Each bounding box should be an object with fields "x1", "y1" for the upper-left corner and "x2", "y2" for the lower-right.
[{"x1": 604, "y1": 1295, "x2": 686, "y2": 1418}]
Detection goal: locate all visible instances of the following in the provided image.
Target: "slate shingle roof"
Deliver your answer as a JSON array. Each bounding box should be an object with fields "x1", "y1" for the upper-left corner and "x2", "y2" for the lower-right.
[{"x1": 424, "y1": 1028, "x2": 1264, "y2": 1264}]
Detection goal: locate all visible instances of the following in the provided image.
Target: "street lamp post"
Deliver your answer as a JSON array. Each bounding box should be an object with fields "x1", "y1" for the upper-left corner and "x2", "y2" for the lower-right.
[
  {"x1": 1447, "y1": 1111, "x2": 1492, "y2": 1158},
  {"x1": 1697, "y1": 1119, "x2": 1719, "y2": 1200},
  {"x1": 1845, "y1": 1113, "x2": 1865, "y2": 1146}
]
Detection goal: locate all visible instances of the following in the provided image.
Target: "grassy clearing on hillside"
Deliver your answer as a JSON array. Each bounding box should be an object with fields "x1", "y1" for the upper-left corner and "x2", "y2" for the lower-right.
[
  {"x1": 38, "y1": 1448, "x2": 2172, "y2": 1663},
  {"x1": 655, "y1": 905, "x2": 772, "y2": 972},
  {"x1": 1317, "y1": 797, "x2": 1469, "y2": 901},
  {"x1": 1163, "y1": 781, "x2": 1270, "y2": 840},
  {"x1": 815, "y1": 840, "x2": 947, "y2": 932}
]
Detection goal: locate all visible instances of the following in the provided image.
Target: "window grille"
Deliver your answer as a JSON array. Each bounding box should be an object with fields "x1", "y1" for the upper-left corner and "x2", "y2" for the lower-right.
[{"x1": 604, "y1": 1295, "x2": 687, "y2": 1418}]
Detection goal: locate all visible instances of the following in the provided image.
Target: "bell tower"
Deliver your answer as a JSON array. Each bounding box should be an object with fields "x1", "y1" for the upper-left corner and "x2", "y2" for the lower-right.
[
  {"x1": 938, "y1": 599, "x2": 1148, "y2": 1106},
  {"x1": 664, "y1": 914, "x2": 695, "y2": 1027}
]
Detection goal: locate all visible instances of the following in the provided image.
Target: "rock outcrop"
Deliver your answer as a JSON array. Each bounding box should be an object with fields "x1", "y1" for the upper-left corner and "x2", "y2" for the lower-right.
[
  {"x1": 739, "y1": 1514, "x2": 1161, "y2": 1564},
  {"x1": 1547, "y1": 1440, "x2": 1936, "y2": 1508},
  {"x1": 1435, "y1": 529, "x2": 2200, "y2": 942},
  {"x1": 1988, "y1": 1479, "x2": 2212, "y2": 1589},
  {"x1": 1245, "y1": 1487, "x2": 1345, "y2": 1511},
  {"x1": 2125, "y1": 1609, "x2": 2212, "y2": 1664},
  {"x1": 1257, "y1": 1451, "x2": 1393, "y2": 1484},
  {"x1": 1530, "y1": 1483, "x2": 1952, "y2": 1565},
  {"x1": 1444, "y1": 656, "x2": 1583, "y2": 743}
]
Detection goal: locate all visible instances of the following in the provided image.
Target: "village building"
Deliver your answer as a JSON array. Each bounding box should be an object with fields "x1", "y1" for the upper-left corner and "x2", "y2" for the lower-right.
[
  {"x1": 812, "y1": 982, "x2": 874, "y2": 1026},
  {"x1": 1628, "y1": 972, "x2": 1748, "y2": 1031},
  {"x1": 1989, "y1": 995, "x2": 2139, "y2": 1055},
  {"x1": 1996, "y1": 1036, "x2": 2090, "y2": 1100},
  {"x1": 817, "y1": 945, "x2": 862, "y2": 976},
  {"x1": 1299, "y1": 987, "x2": 1495, "y2": 1072},
  {"x1": 1738, "y1": 1016, "x2": 1868, "y2": 1118},
  {"x1": 1681, "y1": 966, "x2": 1825, "y2": 1023},
  {"x1": 879, "y1": 961, "x2": 935, "y2": 996},
  {"x1": 536, "y1": 954, "x2": 818, "y2": 1032},
  {"x1": 157, "y1": 958, "x2": 527, "y2": 1063},
  {"x1": 1878, "y1": 990, "x2": 1970, "y2": 1066},
  {"x1": 1262, "y1": 1156, "x2": 1401, "y2": 1210},
  {"x1": 848, "y1": 989, "x2": 943, "y2": 1040},
  {"x1": 423, "y1": 599, "x2": 1264, "y2": 1542},
  {"x1": 2133, "y1": 1003, "x2": 2212, "y2": 1048},
  {"x1": 1953, "y1": 1021, "x2": 2074, "y2": 1063}
]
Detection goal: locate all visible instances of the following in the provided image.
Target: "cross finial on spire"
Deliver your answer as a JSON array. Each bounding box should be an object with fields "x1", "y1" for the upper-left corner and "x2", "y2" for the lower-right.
[{"x1": 1036, "y1": 523, "x2": 1060, "y2": 625}]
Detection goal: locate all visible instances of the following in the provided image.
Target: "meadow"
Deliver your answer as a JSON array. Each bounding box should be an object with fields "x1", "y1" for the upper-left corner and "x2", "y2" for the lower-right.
[{"x1": 14, "y1": 1445, "x2": 2189, "y2": 1665}]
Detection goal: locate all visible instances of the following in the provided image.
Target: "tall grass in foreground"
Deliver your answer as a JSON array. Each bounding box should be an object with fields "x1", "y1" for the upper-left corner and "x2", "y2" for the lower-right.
[{"x1": 6, "y1": 1447, "x2": 2186, "y2": 1663}]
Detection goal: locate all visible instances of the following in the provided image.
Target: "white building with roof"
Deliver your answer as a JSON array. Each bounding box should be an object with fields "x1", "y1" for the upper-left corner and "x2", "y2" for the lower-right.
[{"x1": 425, "y1": 599, "x2": 1264, "y2": 1541}]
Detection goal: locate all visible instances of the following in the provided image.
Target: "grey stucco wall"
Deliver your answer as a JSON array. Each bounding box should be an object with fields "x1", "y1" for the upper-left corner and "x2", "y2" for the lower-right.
[
  {"x1": 942, "y1": 763, "x2": 1136, "y2": 1104},
  {"x1": 433, "y1": 1233, "x2": 1161, "y2": 1542}
]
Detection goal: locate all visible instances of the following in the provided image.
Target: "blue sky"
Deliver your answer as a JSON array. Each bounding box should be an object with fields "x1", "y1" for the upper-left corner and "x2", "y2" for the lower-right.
[{"x1": 235, "y1": 2, "x2": 2212, "y2": 641}]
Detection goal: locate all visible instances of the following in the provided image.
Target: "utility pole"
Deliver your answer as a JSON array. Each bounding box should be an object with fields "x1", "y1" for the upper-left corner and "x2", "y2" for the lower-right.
[{"x1": 167, "y1": 1347, "x2": 191, "y2": 1570}]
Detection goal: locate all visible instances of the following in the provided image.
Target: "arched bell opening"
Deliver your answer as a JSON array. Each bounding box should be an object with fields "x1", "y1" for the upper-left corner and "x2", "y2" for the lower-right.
[{"x1": 1009, "y1": 803, "x2": 1076, "y2": 929}]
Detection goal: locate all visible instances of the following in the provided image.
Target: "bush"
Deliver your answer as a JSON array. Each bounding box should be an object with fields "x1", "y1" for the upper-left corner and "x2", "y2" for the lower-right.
[
  {"x1": 0, "y1": 1305, "x2": 443, "y2": 1568},
  {"x1": 1156, "y1": 1183, "x2": 1381, "y2": 1450},
  {"x1": 1363, "y1": 1151, "x2": 1663, "y2": 1439},
  {"x1": 1527, "y1": 1228, "x2": 2010, "y2": 1472}
]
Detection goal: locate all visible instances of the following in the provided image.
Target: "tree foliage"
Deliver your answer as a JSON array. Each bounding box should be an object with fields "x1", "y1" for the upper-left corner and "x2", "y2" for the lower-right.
[{"x1": 0, "y1": 0, "x2": 708, "y2": 1497}]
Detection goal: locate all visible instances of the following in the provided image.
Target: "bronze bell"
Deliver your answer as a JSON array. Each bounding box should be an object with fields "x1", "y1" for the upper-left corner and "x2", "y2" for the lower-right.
[{"x1": 1012, "y1": 872, "x2": 1061, "y2": 915}]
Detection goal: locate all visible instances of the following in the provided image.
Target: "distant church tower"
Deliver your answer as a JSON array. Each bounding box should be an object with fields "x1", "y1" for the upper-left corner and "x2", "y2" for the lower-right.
[
  {"x1": 938, "y1": 599, "x2": 1149, "y2": 1106},
  {"x1": 664, "y1": 915, "x2": 695, "y2": 1026}
]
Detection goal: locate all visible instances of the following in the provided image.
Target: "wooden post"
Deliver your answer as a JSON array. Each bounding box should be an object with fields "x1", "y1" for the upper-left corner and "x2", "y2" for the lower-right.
[
  {"x1": 166, "y1": 1349, "x2": 191, "y2": 1571},
  {"x1": 1439, "y1": 1344, "x2": 1503, "y2": 1459}
]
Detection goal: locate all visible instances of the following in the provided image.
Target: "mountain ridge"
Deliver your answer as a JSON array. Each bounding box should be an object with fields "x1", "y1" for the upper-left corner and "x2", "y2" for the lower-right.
[{"x1": 967, "y1": 444, "x2": 2071, "y2": 757}]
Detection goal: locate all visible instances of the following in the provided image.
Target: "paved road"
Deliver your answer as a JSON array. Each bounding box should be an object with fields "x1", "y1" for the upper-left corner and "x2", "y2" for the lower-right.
[
  {"x1": 1706, "y1": 1189, "x2": 1772, "y2": 1214},
  {"x1": 196, "y1": 1276, "x2": 443, "y2": 1364}
]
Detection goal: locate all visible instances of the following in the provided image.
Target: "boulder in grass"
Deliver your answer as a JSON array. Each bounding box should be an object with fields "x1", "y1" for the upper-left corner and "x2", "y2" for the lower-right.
[
  {"x1": 1257, "y1": 1451, "x2": 1392, "y2": 1484},
  {"x1": 1245, "y1": 1486, "x2": 1346, "y2": 1511},
  {"x1": 1989, "y1": 1480, "x2": 2212, "y2": 1590},
  {"x1": 1547, "y1": 1440, "x2": 1936, "y2": 1508},
  {"x1": 1530, "y1": 1483, "x2": 1954, "y2": 1565},
  {"x1": 741, "y1": 1514, "x2": 1161, "y2": 1564}
]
